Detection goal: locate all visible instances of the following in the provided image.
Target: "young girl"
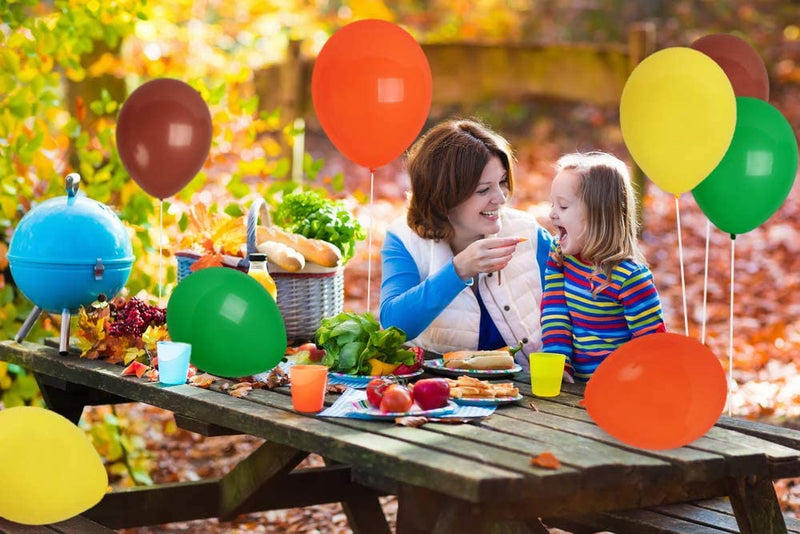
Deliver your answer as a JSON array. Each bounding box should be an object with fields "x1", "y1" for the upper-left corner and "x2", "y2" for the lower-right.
[{"x1": 541, "y1": 152, "x2": 666, "y2": 381}]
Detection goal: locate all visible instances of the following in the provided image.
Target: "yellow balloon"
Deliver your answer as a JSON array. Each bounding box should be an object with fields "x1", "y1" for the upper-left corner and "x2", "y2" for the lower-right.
[
  {"x1": 0, "y1": 407, "x2": 108, "y2": 525},
  {"x1": 620, "y1": 47, "x2": 737, "y2": 195}
]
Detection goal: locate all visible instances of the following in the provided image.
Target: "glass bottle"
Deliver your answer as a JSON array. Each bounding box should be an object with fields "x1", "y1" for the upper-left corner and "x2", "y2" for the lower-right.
[{"x1": 248, "y1": 252, "x2": 278, "y2": 301}]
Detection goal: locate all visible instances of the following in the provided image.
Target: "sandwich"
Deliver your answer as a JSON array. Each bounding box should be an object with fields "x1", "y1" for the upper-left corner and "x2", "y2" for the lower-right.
[{"x1": 442, "y1": 349, "x2": 515, "y2": 370}]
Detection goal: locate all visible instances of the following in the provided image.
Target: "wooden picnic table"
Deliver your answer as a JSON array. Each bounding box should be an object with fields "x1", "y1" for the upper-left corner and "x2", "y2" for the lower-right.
[{"x1": 1, "y1": 338, "x2": 799, "y2": 533}]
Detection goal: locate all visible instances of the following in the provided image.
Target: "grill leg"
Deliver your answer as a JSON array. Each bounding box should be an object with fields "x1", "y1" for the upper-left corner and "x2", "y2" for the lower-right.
[
  {"x1": 59, "y1": 309, "x2": 71, "y2": 354},
  {"x1": 14, "y1": 305, "x2": 43, "y2": 343}
]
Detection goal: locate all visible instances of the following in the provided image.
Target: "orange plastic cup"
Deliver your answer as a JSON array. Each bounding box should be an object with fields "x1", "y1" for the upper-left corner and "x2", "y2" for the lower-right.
[{"x1": 289, "y1": 365, "x2": 329, "y2": 413}]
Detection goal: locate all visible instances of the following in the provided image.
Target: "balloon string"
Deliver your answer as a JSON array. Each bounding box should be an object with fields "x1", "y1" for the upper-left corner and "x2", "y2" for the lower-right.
[
  {"x1": 159, "y1": 200, "x2": 164, "y2": 306},
  {"x1": 728, "y1": 236, "x2": 735, "y2": 416},
  {"x1": 366, "y1": 169, "x2": 375, "y2": 314},
  {"x1": 675, "y1": 195, "x2": 688, "y2": 336},
  {"x1": 701, "y1": 219, "x2": 710, "y2": 344}
]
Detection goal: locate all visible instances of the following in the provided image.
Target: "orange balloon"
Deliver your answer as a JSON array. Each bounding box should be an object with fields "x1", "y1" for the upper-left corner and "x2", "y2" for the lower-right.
[
  {"x1": 312, "y1": 20, "x2": 432, "y2": 170},
  {"x1": 584, "y1": 333, "x2": 727, "y2": 450}
]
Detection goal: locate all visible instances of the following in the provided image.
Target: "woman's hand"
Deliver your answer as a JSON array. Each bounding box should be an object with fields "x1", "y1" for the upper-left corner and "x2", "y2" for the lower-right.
[{"x1": 452, "y1": 237, "x2": 521, "y2": 281}]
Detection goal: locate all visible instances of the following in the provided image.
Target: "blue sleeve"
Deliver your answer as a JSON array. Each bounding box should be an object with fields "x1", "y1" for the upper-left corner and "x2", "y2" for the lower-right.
[
  {"x1": 379, "y1": 231, "x2": 470, "y2": 340},
  {"x1": 536, "y1": 226, "x2": 554, "y2": 289}
]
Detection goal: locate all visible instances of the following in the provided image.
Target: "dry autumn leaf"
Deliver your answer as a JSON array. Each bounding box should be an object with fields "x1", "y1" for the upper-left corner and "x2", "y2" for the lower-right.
[
  {"x1": 530, "y1": 452, "x2": 561, "y2": 470},
  {"x1": 189, "y1": 373, "x2": 216, "y2": 388}
]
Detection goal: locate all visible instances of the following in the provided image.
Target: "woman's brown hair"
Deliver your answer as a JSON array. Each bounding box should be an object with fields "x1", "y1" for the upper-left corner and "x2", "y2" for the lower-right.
[
  {"x1": 556, "y1": 152, "x2": 645, "y2": 295},
  {"x1": 406, "y1": 119, "x2": 515, "y2": 240}
]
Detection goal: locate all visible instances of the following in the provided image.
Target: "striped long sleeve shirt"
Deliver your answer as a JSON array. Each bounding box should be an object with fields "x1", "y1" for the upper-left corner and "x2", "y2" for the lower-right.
[{"x1": 540, "y1": 245, "x2": 666, "y2": 381}]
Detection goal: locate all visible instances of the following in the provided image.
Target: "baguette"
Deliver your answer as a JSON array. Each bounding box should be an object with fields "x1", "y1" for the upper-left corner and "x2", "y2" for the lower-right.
[
  {"x1": 257, "y1": 226, "x2": 341, "y2": 267},
  {"x1": 442, "y1": 350, "x2": 515, "y2": 370},
  {"x1": 257, "y1": 241, "x2": 305, "y2": 272}
]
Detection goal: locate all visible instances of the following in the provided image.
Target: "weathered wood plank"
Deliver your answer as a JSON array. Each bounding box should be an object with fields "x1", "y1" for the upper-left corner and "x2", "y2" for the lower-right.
[
  {"x1": 728, "y1": 475, "x2": 788, "y2": 534},
  {"x1": 716, "y1": 416, "x2": 800, "y2": 451},
  {"x1": 695, "y1": 498, "x2": 800, "y2": 533},
  {"x1": 217, "y1": 440, "x2": 307, "y2": 521},
  {"x1": 0, "y1": 519, "x2": 55, "y2": 534}
]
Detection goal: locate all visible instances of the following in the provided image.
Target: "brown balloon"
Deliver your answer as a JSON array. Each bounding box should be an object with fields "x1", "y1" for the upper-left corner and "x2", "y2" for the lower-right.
[
  {"x1": 116, "y1": 79, "x2": 213, "y2": 199},
  {"x1": 690, "y1": 33, "x2": 769, "y2": 100}
]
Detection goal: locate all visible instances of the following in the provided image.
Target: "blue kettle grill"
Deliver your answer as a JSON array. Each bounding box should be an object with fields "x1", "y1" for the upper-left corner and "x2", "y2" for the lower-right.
[{"x1": 9, "y1": 174, "x2": 134, "y2": 353}]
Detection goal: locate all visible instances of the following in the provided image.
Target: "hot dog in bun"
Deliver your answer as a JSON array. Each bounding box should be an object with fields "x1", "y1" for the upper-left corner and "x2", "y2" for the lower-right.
[{"x1": 442, "y1": 349, "x2": 515, "y2": 370}]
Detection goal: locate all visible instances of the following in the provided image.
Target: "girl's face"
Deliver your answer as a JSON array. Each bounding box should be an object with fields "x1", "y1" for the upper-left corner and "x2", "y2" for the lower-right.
[
  {"x1": 550, "y1": 169, "x2": 588, "y2": 256},
  {"x1": 448, "y1": 155, "x2": 509, "y2": 245}
]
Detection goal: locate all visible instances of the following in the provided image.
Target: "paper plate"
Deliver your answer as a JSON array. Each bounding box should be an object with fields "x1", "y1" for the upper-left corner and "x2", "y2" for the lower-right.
[
  {"x1": 423, "y1": 358, "x2": 522, "y2": 378},
  {"x1": 328, "y1": 369, "x2": 424, "y2": 385},
  {"x1": 347, "y1": 400, "x2": 458, "y2": 420},
  {"x1": 452, "y1": 394, "x2": 524, "y2": 407}
]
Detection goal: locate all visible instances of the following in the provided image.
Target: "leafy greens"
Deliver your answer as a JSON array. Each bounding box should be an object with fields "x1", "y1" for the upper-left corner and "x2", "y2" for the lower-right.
[{"x1": 316, "y1": 312, "x2": 415, "y2": 375}]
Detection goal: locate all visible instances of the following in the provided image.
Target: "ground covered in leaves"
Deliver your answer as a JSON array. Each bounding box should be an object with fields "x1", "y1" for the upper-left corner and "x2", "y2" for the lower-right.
[{"x1": 100, "y1": 128, "x2": 800, "y2": 532}]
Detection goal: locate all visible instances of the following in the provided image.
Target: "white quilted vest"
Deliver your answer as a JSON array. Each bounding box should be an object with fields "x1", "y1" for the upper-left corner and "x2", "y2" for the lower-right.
[{"x1": 389, "y1": 208, "x2": 545, "y2": 369}]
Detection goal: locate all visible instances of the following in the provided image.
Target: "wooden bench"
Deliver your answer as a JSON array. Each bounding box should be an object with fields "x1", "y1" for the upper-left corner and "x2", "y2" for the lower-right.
[
  {"x1": 549, "y1": 497, "x2": 800, "y2": 533},
  {"x1": 0, "y1": 516, "x2": 113, "y2": 534},
  {"x1": 546, "y1": 415, "x2": 800, "y2": 534}
]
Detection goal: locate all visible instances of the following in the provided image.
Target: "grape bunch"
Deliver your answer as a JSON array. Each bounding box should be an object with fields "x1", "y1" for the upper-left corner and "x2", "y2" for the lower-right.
[{"x1": 108, "y1": 297, "x2": 167, "y2": 337}]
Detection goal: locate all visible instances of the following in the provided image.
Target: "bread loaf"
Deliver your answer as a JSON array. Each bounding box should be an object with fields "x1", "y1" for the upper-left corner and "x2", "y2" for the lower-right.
[
  {"x1": 256, "y1": 241, "x2": 305, "y2": 272},
  {"x1": 442, "y1": 350, "x2": 515, "y2": 370},
  {"x1": 257, "y1": 226, "x2": 341, "y2": 267}
]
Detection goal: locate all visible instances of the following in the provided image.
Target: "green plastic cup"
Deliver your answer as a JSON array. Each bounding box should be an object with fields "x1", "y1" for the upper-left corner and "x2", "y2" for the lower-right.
[{"x1": 529, "y1": 352, "x2": 566, "y2": 397}]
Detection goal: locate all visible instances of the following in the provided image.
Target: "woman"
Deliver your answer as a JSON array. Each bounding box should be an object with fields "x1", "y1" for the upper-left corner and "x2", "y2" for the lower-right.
[{"x1": 379, "y1": 118, "x2": 553, "y2": 369}]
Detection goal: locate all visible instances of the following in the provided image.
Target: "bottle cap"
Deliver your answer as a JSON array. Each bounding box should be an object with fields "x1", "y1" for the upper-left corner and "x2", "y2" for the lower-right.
[{"x1": 248, "y1": 252, "x2": 267, "y2": 262}]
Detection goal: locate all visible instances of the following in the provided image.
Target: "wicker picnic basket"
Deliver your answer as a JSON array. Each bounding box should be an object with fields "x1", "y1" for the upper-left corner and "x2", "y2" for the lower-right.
[{"x1": 176, "y1": 198, "x2": 344, "y2": 341}]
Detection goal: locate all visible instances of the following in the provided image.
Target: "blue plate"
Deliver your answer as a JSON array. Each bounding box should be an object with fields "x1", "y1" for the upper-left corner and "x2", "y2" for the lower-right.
[
  {"x1": 328, "y1": 369, "x2": 424, "y2": 385},
  {"x1": 347, "y1": 400, "x2": 458, "y2": 420},
  {"x1": 452, "y1": 394, "x2": 524, "y2": 407}
]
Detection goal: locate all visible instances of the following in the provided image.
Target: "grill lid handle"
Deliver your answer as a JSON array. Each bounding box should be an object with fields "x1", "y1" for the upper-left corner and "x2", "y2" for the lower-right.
[
  {"x1": 66, "y1": 173, "x2": 81, "y2": 198},
  {"x1": 94, "y1": 258, "x2": 105, "y2": 280}
]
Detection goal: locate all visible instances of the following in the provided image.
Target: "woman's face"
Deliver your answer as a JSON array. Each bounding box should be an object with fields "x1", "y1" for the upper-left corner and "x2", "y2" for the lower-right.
[
  {"x1": 549, "y1": 168, "x2": 587, "y2": 256},
  {"x1": 448, "y1": 155, "x2": 509, "y2": 244}
]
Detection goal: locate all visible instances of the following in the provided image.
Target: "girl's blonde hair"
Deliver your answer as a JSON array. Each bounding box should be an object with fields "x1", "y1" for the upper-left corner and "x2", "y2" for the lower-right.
[{"x1": 556, "y1": 151, "x2": 645, "y2": 295}]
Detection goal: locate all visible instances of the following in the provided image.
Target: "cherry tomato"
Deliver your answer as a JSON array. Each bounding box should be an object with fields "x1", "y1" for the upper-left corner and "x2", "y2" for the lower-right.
[
  {"x1": 380, "y1": 384, "x2": 413, "y2": 413},
  {"x1": 366, "y1": 377, "x2": 394, "y2": 409}
]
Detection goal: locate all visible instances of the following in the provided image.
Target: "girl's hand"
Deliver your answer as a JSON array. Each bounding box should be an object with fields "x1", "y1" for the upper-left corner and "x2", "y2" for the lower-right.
[
  {"x1": 562, "y1": 370, "x2": 575, "y2": 384},
  {"x1": 452, "y1": 237, "x2": 521, "y2": 281}
]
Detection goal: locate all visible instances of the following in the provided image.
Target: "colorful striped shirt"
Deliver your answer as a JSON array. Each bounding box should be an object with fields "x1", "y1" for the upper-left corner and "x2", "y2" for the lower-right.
[{"x1": 540, "y1": 244, "x2": 666, "y2": 381}]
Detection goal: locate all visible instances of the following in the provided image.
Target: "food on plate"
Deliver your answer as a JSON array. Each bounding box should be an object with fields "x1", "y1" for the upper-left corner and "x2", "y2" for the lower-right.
[
  {"x1": 380, "y1": 384, "x2": 413, "y2": 413},
  {"x1": 410, "y1": 378, "x2": 450, "y2": 410},
  {"x1": 256, "y1": 240, "x2": 305, "y2": 272},
  {"x1": 366, "y1": 377, "x2": 395, "y2": 409},
  {"x1": 367, "y1": 358, "x2": 400, "y2": 376},
  {"x1": 257, "y1": 225, "x2": 341, "y2": 267},
  {"x1": 446, "y1": 376, "x2": 519, "y2": 399},
  {"x1": 442, "y1": 349, "x2": 515, "y2": 370}
]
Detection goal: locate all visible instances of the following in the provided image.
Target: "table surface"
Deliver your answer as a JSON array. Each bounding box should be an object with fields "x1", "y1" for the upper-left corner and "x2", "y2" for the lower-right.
[{"x1": 1, "y1": 339, "x2": 798, "y2": 533}]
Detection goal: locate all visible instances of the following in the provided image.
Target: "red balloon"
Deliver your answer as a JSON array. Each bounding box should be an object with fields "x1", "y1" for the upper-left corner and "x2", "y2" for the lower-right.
[
  {"x1": 690, "y1": 34, "x2": 769, "y2": 100},
  {"x1": 116, "y1": 78, "x2": 213, "y2": 199},
  {"x1": 312, "y1": 20, "x2": 432, "y2": 170},
  {"x1": 584, "y1": 333, "x2": 727, "y2": 450}
]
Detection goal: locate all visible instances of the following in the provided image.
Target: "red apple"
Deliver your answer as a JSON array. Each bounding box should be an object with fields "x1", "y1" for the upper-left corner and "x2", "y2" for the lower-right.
[{"x1": 411, "y1": 378, "x2": 450, "y2": 410}]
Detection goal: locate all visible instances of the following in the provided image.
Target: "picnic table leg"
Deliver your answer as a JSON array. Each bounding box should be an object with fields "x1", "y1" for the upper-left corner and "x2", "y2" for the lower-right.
[
  {"x1": 396, "y1": 485, "x2": 547, "y2": 534},
  {"x1": 35, "y1": 375, "x2": 86, "y2": 424},
  {"x1": 218, "y1": 441, "x2": 307, "y2": 521},
  {"x1": 323, "y1": 458, "x2": 391, "y2": 534},
  {"x1": 728, "y1": 475, "x2": 788, "y2": 534}
]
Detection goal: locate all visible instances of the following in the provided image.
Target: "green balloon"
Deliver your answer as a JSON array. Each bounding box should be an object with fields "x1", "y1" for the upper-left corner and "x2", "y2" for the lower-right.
[
  {"x1": 167, "y1": 268, "x2": 286, "y2": 377},
  {"x1": 692, "y1": 97, "x2": 798, "y2": 236}
]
